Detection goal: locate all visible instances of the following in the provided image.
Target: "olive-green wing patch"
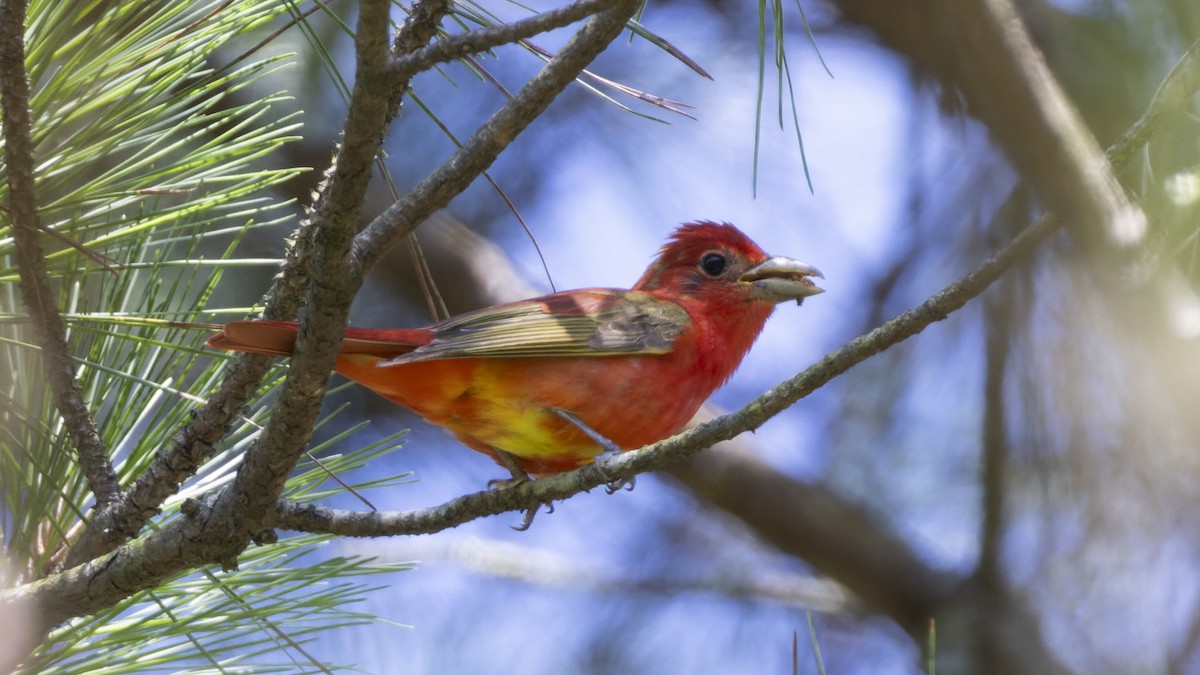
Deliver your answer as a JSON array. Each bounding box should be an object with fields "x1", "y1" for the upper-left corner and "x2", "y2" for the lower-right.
[{"x1": 383, "y1": 290, "x2": 690, "y2": 364}]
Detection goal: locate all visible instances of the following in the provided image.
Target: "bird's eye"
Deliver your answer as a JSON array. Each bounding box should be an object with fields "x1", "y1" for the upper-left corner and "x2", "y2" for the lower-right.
[{"x1": 699, "y1": 252, "x2": 727, "y2": 277}]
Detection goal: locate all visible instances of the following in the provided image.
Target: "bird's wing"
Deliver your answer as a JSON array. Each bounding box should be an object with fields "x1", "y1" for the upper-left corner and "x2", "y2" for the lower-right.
[{"x1": 384, "y1": 289, "x2": 691, "y2": 364}]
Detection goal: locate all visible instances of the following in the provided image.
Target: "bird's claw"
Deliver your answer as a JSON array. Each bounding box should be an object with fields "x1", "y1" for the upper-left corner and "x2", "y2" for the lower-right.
[
  {"x1": 592, "y1": 449, "x2": 634, "y2": 494},
  {"x1": 489, "y1": 448, "x2": 556, "y2": 530},
  {"x1": 511, "y1": 500, "x2": 555, "y2": 531}
]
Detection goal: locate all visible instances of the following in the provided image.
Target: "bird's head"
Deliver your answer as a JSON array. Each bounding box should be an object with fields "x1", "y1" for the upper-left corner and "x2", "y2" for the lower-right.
[{"x1": 634, "y1": 221, "x2": 824, "y2": 308}]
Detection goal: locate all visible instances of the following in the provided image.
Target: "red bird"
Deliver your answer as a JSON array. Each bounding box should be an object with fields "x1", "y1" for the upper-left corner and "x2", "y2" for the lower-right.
[{"x1": 209, "y1": 221, "x2": 823, "y2": 481}]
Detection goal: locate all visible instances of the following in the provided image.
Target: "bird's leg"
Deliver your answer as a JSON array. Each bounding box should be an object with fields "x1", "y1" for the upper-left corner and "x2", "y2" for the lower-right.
[
  {"x1": 550, "y1": 408, "x2": 635, "y2": 495},
  {"x1": 488, "y1": 449, "x2": 531, "y2": 490},
  {"x1": 488, "y1": 449, "x2": 554, "y2": 531}
]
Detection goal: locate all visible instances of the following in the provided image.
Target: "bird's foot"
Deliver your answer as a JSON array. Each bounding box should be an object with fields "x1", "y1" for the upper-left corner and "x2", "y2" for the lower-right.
[
  {"x1": 592, "y1": 449, "x2": 636, "y2": 495},
  {"x1": 550, "y1": 408, "x2": 631, "y2": 494},
  {"x1": 512, "y1": 500, "x2": 555, "y2": 532},
  {"x1": 488, "y1": 449, "x2": 531, "y2": 490},
  {"x1": 488, "y1": 449, "x2": 555, "y2": 531}
]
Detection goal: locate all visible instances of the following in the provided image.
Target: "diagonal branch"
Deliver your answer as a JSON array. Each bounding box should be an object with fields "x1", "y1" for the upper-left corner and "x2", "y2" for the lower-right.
[
  {"x1": 64, "y1": 0, "x2": 464, "y2": 569},
  {"x1": 209, "y1": 0, "x2": 397, "y2": 536},
  {"x1": 350, "y1": 0, "x2": 641, "y2": 277},
  {"x1": 0, "y1": 0, "x2": 120, "y2": 506},
  {"x1": 390, "y1": 0, "x2": 609, "y2": 82},
  {"x1": 937, "y1": 0, "x2": 1143, "y2": 242},
  {"x1": 62, "y1": 0, "x2": 444, "y2": 569}
]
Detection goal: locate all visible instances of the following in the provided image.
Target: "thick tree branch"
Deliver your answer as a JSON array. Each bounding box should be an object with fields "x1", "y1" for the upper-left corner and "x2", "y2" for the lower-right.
[
  {"x1": 0, "y1": 0, "x2": 120, "y2": 506},
  {"x1": 390, "y1": 0, "x2": 609, "y2": 82},
  {"x1": 835, "y1": 0, "x2": 1170, "y2": 254},
  {"x1": 350, "y1": 0, "x2": 641, "y2": 277},
  {"x1": 933, "y1": 0, "x2": 1144, "y2": 247},
  {"x1": 209, "y1": 0, "x2": 396, "y2": 539}
]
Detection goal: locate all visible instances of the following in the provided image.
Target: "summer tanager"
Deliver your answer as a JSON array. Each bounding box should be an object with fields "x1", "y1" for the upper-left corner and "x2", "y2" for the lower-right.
[{"x1": 208, "y1": 221, "x2": 823, "y2": 479}]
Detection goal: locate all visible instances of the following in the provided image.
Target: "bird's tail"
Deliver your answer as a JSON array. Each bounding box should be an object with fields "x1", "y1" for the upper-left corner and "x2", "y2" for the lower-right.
[
  {"x1": 207, "y1": 320, "x2": 428, "y2": 358},
  {"x1": 207, "y1": 321, "x2": 301, "y2": 356}
]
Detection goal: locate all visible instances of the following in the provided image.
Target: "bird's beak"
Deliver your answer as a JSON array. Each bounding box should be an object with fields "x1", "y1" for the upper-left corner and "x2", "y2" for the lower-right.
[{"x1": 740, "y1": 256, "x2": 825, "y2": 305}]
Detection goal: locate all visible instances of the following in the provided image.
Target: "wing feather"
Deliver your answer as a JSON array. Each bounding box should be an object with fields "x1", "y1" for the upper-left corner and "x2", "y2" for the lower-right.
[{"x1": 383, "y1": 290, "x2": 690, "y2": 364}]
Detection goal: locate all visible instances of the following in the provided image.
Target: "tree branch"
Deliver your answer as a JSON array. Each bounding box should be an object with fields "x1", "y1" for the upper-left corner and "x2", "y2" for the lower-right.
[
  {"x1": 350, "y1": 0, "x2": 641, "y2": 277},
  {"x1": 209, "y1": 0, "x2": 396, "y2": 540},
  {"x1": 390, "y1": 0, "x2": 609, "y2": 82},
  {"x1": 933, "y1": 0, "x2": 1144, "y2": 247},
  {"x1": 0, "y1": 0, "x2": 120, "y2": 506},
  {"x1": 386, "y1": 0, "x2": 452, "y2": 119},
  {"x1": 835, "y1": 0, "x2": 1163, "y2": 254},
  {"x1": 1107, "y1": 36, "x2": 1200, "y2": 170},
  {"x1": 61, "y1": 352, "x2": 277, "y2": 569}
]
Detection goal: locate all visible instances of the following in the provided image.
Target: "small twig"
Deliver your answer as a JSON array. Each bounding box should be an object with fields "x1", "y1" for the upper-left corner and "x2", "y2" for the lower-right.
[
  {"x1": 0, "y1": 0, "x2": 120, "y2": 506},
  {"x1": 304, "y1": 450, "x2": 377, "y2": 511},
  {"x1": 520, "y1": 38, "x2": 698, "y2": 120},
  {"x1": 1106, "y1": 37, "x2": 1200, "y2": 171},
  {"x1": 390, "y1": 0, "x2": 609, "y2": 82},
  {"x1": 386, "y1": 0, "x2": 453, "y2": 120},
  {"x1": 353, "y1": 0, "x2": 642, "y2": 276},
  {"x1": 23, "y1": 218, "x2": 121, "y2": 275}
]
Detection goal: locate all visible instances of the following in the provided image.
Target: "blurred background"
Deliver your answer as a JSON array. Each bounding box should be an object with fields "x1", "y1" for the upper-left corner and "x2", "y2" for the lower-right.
[{"x1": 206, "y1": 0, "x2": 1200, "y2": 673}]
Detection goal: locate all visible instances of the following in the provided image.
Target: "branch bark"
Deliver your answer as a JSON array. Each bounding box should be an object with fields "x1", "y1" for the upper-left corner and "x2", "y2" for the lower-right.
[
  {"x1": 209, "y1": 0, "x2": 396, "y2": 540},
  {"x1": 389, "y1": 0, "x2": 609, "y2": 81},
  {"x1": 0, "y1": 0, "x2": 120, "y2": 506},
  {"x1": 351, "y1": 0, "x2": 640, "y2": 277}
]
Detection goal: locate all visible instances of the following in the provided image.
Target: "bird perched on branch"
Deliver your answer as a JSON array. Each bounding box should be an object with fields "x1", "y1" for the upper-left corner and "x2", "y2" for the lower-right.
[{"x1": 208, "y1": 221, "x2": 823, "y2": 495}]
